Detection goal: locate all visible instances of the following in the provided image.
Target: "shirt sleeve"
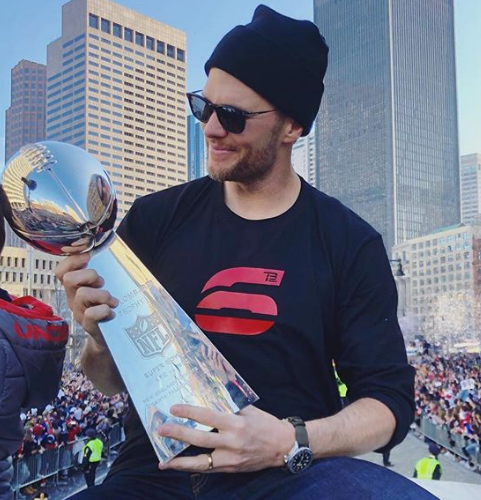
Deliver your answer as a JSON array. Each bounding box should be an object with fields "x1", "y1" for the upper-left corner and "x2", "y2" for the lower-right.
[{"x1": 333, "y1": 235, "x2": 415, "y2": 451}]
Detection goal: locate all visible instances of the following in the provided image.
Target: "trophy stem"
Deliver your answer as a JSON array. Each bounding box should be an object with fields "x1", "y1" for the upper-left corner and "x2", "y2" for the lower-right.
[{"x1": 89, "y1": 234, "x2": 258, "y2": 463}]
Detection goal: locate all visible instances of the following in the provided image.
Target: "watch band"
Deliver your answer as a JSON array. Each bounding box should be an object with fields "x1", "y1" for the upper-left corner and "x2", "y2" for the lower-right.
[{"x1": 286, "y1": 416, "x2": 309, "y2": 448}]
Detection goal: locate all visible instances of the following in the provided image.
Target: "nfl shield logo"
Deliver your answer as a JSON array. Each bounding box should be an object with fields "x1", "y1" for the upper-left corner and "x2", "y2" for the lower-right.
[{"x1": 125, "y1": 311, "x2": 171, "y2": 359}]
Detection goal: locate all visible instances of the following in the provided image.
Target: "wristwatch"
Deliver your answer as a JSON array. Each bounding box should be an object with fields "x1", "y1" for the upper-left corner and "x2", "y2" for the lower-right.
[{"x1": 283, "y1": 416, "x2": 313, "y2": 474}]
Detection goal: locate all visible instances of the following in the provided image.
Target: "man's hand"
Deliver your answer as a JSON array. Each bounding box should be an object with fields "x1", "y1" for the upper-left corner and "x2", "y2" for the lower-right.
[
  {"x1": 55, "y1": 253, "x2": 124, "y2": 395},
  {"x1": 55, "y1": 253, "x2": 119, "y2": 347},
  {"x1": 158, "y1": 405, "x2": 295, "y2": 473}
]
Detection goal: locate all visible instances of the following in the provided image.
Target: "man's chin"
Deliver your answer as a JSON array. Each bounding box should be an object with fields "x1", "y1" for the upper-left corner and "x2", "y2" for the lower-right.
[
  {"x1": 207, "y1": 164, "x2": 234, "y2": 182},
  {"x1": 207, "y1": 160, "x2": 271, "y2": 184}
]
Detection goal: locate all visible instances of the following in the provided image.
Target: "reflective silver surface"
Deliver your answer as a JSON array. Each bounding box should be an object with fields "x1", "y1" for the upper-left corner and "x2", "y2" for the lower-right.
[
  {"x1": 0, "y1": 141, "x2": 116, "y2": 255},
  {"x1": 95, "y1": 235, "x2": 259, "y2": 463},
  {"x1": 0, "y1": 142, "x2": 258, "y2": 463}
]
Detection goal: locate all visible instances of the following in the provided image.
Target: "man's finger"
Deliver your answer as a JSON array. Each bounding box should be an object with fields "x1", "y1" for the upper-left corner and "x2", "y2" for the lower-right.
[
  {"x1": 159, "y1": 454, "x2": 215, "y2": 473},
  {"x1": 83, "y1": 304, "x2": 116, "y2": 323},
  {"x1": 170, "y1": 405, "x2": 236, "y2": 430},
  {"x1": 62, "y1": 269, "x2": 104, "y2": 292},
  {"x1": 159, "y1": 424, "x2": 223, "y2": 449},
  {"x1": 75, "y1": 287, "x2": 119, "y2": 310},
  {"x1": 55, "y1": 253, "x2": 91, "y2": 282},
  {"x1": 82, "y1": 304, "x2": 116, "y2": 342},
  {"x1": 160, "y1": 450, "x2": 239, "y2": 474}
]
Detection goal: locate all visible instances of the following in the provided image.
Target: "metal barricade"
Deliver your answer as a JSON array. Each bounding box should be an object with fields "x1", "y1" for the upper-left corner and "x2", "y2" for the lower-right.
[
  {"x1": 11, "y1": 452, "x2": 45, "y2": 490},
  {"x1": 419, "y1": 417, "x2": 481, "y2": 467},
  {"x1": 109, "y1": 423, "x2": 122, "y2": 448},
  {"x1": 59, "y1": 439, "x2": 87, "y2": 472},
  {"x1": 12, "y1": 427, "x2": 125, "y2": 497}
]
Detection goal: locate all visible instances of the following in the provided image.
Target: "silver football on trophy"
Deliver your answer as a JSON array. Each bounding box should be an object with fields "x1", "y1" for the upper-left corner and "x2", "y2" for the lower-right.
[{"x1": 0, "y1": 141, "x2": 117, "y2": 255}]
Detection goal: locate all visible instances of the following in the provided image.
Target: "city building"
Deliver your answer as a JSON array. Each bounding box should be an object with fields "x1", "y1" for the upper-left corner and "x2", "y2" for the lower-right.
[
  {"x1": 5, "y1": 60, "x2": 47, "y2": 163},
  {"x1": 460, "y1": 153, "x2": 481, "y2": 226},
  {"x1": 187, "y1": 114, "x2": 206, "y2": 180},
  {"x1": 292, "y1": 130, "x2": 316, "y2": 187},
  {"x1": 314, "y1": 0, "x2": 460, "y2": 252},
  {"x1": 392, "y1": 224, "x2": 481, "y2": 331},
  {"x1": 2, "y1": 0, "x2": 189, "y2": 355},
  {"x1": 4, "y1": 60, "x2": 47, "y2": 248},
  {"x1": 0, "y1": 246, "x2": 62, "y2": 304},
  {"x1": 3, "y1": 63, "x2": 69, "y2": 303},
  {"x1": 46, "y1": 0, "x2": 188, "y2": 220}
]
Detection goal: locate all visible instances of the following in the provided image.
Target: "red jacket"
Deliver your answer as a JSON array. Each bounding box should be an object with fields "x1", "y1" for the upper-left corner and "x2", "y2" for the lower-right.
[{"x1": 0, "y1": 291, "x2": 68, "y2": 460}]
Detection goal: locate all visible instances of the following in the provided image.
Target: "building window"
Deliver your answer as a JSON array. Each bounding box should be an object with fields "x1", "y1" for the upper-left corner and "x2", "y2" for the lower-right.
[
  {"x1": 113, "y1": 23, "x2": 122, "y2": 38},
  {"x1": 135, "y1": 32, "x2": 144, "y2": 47},
  {"x1": 101, "y1": 18, "x2": 110, "y2": 34},
  {"x1": 89, "y1": 13, "x2": 99, "y2": 29},
  {"x1": 124, "y1": 27, "x2": 133, "y2": 42},
  {"x1": 146, "y1": 36, "x2": 154, "y2": 50},
  {"x1": 157, "y1": 40, "x2": 165, "y2": 54},
  {"x1": 167, "y1": 44, "x2": 175, "y2": 58},
  {"x1": 177, "y1": 48, "x2": 185, "y2": 62}
]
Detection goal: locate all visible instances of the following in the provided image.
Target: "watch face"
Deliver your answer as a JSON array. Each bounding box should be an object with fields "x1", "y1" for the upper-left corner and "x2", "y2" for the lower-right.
[{"x1": 288, "y1": 448, "x2": 313, "y2": 474}]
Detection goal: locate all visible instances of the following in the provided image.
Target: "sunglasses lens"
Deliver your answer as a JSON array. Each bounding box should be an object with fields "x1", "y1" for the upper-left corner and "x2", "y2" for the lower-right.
[
  {"x1": 188, "y1": 95, "x2": 213, "y2": 123},
  {"x1": 188, "y1": 94, "x2": 246, "y2": 134},
  {"x1": 217, "y1": 107, "x2": 245, "y2": 134}
]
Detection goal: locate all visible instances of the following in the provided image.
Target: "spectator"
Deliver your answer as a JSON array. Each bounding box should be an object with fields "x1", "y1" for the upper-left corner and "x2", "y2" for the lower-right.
[
  {"x1": 414, "y1": 444, "x2": 443, "y2": 480},
  {"x1": 82, "y1": 430, "x2": 103, "y2": 489},
  {"x1": 413, "y1": 353, "x2": 481, "y2": 445},
  {"x1": 0, "y1": 196, "x2": 68, "y2": 500}
]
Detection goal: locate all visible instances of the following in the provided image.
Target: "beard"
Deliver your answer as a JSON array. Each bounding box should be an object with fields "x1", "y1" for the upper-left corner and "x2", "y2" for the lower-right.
[{"x1": 207, "y1": 119, "x2": 284, "y2": 184}]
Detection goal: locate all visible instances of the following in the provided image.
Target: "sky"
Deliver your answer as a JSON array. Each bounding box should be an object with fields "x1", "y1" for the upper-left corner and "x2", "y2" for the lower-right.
[{"x1": 1, "y1": 0, "x2": 480, "y2": 166}]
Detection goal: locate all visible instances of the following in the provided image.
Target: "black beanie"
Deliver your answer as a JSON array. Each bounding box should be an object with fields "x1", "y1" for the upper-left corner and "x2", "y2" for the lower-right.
[{"x1": 205, "y1": 5, "x2": 328, "y2": 137}]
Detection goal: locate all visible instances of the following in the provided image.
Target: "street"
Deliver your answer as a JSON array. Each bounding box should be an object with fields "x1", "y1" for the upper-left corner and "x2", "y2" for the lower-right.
[
  {"x1": 361, "y1": 432, "x2": 481, "y2": 485},
  {"x1": 26, "y1": 431, "x2": 481, "y2": 500}
]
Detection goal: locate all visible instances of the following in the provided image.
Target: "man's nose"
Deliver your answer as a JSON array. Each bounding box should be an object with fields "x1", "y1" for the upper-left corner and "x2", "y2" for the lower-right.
[{"x1": 203, "y1": 110, "x2": 228, "y2": 138}]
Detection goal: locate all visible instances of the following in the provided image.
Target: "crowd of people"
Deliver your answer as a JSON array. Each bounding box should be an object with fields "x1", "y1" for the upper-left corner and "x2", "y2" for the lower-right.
[
  {"x1": 13, "y1": 367, "x2": 128, "y2": 494},
  {"x1": 412, "y1": 350, "x2": 481, "y2": 467},
  {"x1": 11, "y1": 345, "x2": 481, "y2": 494}
]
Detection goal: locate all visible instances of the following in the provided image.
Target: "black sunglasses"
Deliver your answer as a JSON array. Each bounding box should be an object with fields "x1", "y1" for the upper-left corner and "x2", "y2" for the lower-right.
[{"x1": 186, "y1": 90, "x2": 276, "y2": 134}]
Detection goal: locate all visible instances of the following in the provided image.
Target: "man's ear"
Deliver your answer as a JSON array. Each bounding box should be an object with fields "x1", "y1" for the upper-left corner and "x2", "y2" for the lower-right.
[{"x1": 281, "y1": 118, "x2": 304, "y2": 145}]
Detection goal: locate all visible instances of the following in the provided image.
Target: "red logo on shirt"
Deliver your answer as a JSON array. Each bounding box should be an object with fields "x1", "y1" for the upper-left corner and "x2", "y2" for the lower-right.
[
  {"x1": 14, "y1": 322, "x2": 68, "y2": 343},
  {"x1": 195, "y1": 267, "x2": 284, "y2": 335}
]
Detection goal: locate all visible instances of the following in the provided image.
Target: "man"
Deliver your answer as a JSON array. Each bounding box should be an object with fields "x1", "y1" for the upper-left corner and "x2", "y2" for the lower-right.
[
  {"x1": 82, "y1": 429, "x2": 103, "y2": 488},
  {"x1": 414, "y1": 444, "x2": 443, "y2": 480},
  {"x1": 382, "y1": 450, "x2": 393, "y2": 467},
  {"x1": 57, "y1": 6, "x2": 437, "y2": 499},
  {"x1": 0, "y1": 198, "x2": 68, "y2": 500}
]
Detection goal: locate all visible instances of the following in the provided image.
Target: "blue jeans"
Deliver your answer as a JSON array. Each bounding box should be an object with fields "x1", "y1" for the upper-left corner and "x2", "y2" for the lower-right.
[{"x1": 67, "y1": 456, "x2": 439, "y2": 500}]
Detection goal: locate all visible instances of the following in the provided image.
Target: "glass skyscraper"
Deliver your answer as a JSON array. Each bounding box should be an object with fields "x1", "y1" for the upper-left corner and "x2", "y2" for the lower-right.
[
  {"x1": 187, "y1": 114, "x2": 206, "y2": 180},
  {"x1": 314, "y1": 0, "x2": 460, "y2": 252}
]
